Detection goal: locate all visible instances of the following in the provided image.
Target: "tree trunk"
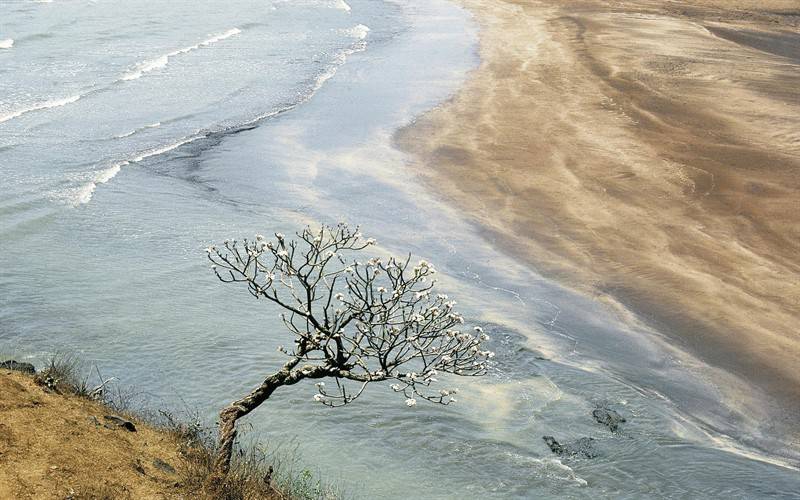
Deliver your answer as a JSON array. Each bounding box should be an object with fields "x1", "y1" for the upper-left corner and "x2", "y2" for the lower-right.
[
  {"x1": 208, "y1": 369, "x2": 291, "y2": 485},
  {"x1": 206, "y1": 359, "x2": 329, "y2": 492}
]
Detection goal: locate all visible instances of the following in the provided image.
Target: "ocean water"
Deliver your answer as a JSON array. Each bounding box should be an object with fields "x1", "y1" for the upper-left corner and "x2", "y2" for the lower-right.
[{"x1": 1, "y1": 1, "x2": 800, "y2": 498}]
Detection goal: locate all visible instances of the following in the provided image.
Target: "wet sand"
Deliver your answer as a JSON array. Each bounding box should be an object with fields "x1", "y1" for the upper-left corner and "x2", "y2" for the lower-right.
[{"x1": 397, "y1": 0, "x2": 800, "y2": 439}]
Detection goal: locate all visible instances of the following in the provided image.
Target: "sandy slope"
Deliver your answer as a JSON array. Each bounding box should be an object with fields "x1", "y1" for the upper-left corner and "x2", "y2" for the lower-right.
[
  {"x1": 397, "y1": 0, "x2": 800, "y2": 438},
  {"x1": 0, "y1": 370, "x2": 187, "y2": 499}
]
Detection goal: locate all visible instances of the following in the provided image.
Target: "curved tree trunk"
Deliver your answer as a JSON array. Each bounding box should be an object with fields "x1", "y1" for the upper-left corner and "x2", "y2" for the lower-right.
[
  {"x1": 208, "y1": 369, "x2": 291, "y2": 485},
  {"x1": 206, "y1": 359, "x2": 330, "y2": 491}
]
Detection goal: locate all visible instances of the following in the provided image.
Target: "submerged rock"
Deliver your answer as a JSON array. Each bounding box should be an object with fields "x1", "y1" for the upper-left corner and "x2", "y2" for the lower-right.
[
  {"x1": 0, "y1": 360, "x2": 36, "y2": 375},
  {"x1": 593, "y1": 405, "x2": 626, "y2": 432},
  {"x1": 542, "y1": 436, "x2": 597, "y2": 458}
]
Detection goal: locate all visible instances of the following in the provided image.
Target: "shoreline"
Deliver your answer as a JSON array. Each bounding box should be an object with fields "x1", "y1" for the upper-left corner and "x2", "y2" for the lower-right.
[{"x1": 397, "y1": 0, "x2": 800, "y2": 443}]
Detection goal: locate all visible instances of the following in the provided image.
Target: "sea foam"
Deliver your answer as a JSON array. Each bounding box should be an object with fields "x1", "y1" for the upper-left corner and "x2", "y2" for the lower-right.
[
  {"x1": 71, "y1": 134, "x2": 206, "y2": 206},
  {"x1": 309, "y1": 24, "x2": 369, "y2": 97},
  {"x1": 0, "y1": 39, "x2": 14, "y2": 49},
  {"x1": 71, "y1": 20, "x2": 369, "y2": 206},
  {"x1": 114, "y1": 122, "x2": 161, "y2": 139},
  {"x1": 0, "y1": 95, "x2": 82, "y2": 124},
  {"x1": 342, "y1": 24, "x2": 370, "y2": 40},
  {"x1": 121, "y1": 28, "x2": 241, "y2": 81},
  {"x1": 332, "y1": 0, "x2": 351, "y2": 11},
  {"x1": 71, "y1": 162, "x2": 127, "y2": 206}
]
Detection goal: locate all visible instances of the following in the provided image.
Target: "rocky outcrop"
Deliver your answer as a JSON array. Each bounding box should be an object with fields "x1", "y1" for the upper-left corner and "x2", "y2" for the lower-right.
[
  {"x1": 593, "y1": 404, "x2": 626, "y2": 432},
  {"x1": 0, "y1": 360, "x2": 35, "y2": 375},
  {"x1": 542, "y1": 436, "x2": 598, "y2": 458}
]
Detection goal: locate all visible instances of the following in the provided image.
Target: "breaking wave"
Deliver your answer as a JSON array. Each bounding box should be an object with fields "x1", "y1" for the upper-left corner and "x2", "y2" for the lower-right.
[
  {"x1": 332, "y1": 0, "x2": 351, "y2": 11},
  {"x1": 121, "y1": 28, "x2": 241, "y2": 81},
  {"x1": 0, "y1": 95, "x2": 82, "y2": 124},
  {"x1": 70, "y1": 134, "x2": 206, "y2": 206},
  {"x1": 342, "y1": 24, "x2": 370, "y2": 40},
  {"x1": 114, "y1": 122, "x2": 162, "y2": 139},
  {"x1": 69, "y1": 22, "x2": 371, "y2": 207}
]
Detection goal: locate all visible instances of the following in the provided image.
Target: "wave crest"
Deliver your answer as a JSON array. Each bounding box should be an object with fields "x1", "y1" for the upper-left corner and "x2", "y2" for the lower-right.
[
  {"x1": 0, "y1": 95, "x2": 82, "y2": 124},
  {"x1": 121, "y1": 28, "x2": 241, "y2": 81}
]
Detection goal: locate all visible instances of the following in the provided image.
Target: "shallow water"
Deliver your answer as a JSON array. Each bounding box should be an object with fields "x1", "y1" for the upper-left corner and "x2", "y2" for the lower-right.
[{"x1": 1, "y1": 1, "x2": 799, "y2": 498}]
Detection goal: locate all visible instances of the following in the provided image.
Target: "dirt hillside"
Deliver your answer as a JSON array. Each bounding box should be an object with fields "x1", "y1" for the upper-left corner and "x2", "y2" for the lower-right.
[{"x1": 0, "y1": 368, "x2": 191, "y2": 499}]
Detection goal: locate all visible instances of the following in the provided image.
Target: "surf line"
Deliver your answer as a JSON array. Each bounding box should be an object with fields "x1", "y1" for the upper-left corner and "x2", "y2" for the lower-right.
[
  {"x1": 0, "y1": 29, "x2": 242, "y2": 126},
  {"x1": 72, "y1": 22, "x2": 372, "y2": 206},
  {"x1": 120, "y1": 28, "x2": 241, "y2": 81}
]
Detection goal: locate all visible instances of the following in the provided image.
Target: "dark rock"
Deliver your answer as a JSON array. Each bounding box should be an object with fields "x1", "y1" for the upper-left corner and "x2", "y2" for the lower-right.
[
  {"x1": 0, "y1": 360, "x2": 36, "y2": 375},
  {"x1": 543, "y1": 436, "x2": 565, "y2": 455},
  {"x1": 593, "y1": 405, "x2": 626, "y2": 432},
  {"x1": 153, "y1": 458, "x2": 176, "y2": 474},
  {"x1": 104, "y1": 415, "x2": 137, "y2": 432},
  {"x1": 542, "y1": 436, "x2": 598, "y2": 458}
]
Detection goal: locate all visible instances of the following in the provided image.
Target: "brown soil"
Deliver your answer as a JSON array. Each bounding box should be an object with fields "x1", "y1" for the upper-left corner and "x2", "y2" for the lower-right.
[
  {"x1": 397, "y1": 0, "x2": 800, "y2": 438},
  {"x1": 1, "y1": 369, "x2": 190, "y2": 499}
]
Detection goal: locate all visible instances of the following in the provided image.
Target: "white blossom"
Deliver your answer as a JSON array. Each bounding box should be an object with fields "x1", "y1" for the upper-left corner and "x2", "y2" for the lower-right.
[
  {"x1": 405, "y1": 398, "x2": 417, "y2": 407},
  {"x1": 313, "y1": 394, "x2": 324, "y2": 402}
]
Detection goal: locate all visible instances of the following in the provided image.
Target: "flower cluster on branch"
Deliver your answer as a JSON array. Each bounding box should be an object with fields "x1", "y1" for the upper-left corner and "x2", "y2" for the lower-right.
[{"x1": 207, "y1": 223, "x2": 492, "y2": 407}]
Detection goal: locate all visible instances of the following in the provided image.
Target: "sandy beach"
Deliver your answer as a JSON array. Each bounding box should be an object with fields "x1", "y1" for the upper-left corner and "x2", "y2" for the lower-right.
[{"x1": 397, "y1": 0, "x2": 800, "y2": 437}]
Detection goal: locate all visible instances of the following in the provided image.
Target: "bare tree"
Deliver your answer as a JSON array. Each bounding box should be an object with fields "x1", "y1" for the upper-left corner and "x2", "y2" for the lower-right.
[{"x1": 206, "y1": 223, "x2": 493, "y2": 478}]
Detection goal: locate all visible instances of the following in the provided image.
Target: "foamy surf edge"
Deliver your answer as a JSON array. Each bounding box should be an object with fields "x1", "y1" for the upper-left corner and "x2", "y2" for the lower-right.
[
  {"x1": 121, "y1": 28, "x2": 241, "y2": 81},
  {"x1": 342, "y1": 24, "x2": 370, "y2": 40},
  {"x1": 70, "y1": 134, "x2": 205, "y2": 206},
  {"x1": 114, "y1": 122, "x2": 162, "y2": 139},
  {"x1": 0, "y1": 95, "x2": 82, "y2": 124},
  {"x1": 70, "y1": 22, "x2": 371, "y2": 207},
  {"x1": 333, "y1": 0, "x2": 351, "y2": 11}
]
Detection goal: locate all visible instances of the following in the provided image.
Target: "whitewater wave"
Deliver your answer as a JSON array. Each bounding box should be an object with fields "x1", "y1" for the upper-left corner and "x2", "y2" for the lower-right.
[
  {"x1": 70, "y1": 134, "x2": 207, "y2": 206},
  {"x1": 71, "y1": 162, "x2": 127, "y2": 205},
  {"x1": 311, "y1": 24, "x2": 370, "y2": 92},
  {"x1": 0, "y1": 95, "x2": 82, "y2": 124},
  {"x1": 121, "y1": 28, "x2": 241, "y2": 81},
  {"x1": 70, "y1": 22, "x2": 371, "y2": 206},
  {"x1": 0, "y1": 39, "x2": 13, "y2": 49},
  {"x1": 114, "y1": 122, "x2": 162, "y2": 139},
  {"x1": 342, "y1": 24, "x2": 370, "y2": 40},
  {"x1": 332, "y1": 0, "x2": 351, "y2": 11}
]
